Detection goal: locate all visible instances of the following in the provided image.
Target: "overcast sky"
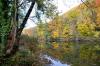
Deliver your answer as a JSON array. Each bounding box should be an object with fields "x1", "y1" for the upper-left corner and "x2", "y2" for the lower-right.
[
  {"x1": 56, "y1": 0, "x2": 82, "y2": 14},
  {"x1": 25, "y1": 0, "x2": 82, "y2": 29}
]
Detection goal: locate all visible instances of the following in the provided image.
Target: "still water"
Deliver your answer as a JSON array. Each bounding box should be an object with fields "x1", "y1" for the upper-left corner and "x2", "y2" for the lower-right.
[
  {"x1": 43, "y1": 55, "x2": 70, "y2": 66},
  {"x1": 40, "y1": 42, "x2": 100, "y2": 66}
]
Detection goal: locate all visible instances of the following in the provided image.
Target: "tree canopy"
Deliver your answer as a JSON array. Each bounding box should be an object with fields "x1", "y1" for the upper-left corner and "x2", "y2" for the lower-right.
[{"x1": 0, "y1": 0, "x2": 58, "y2": 58}]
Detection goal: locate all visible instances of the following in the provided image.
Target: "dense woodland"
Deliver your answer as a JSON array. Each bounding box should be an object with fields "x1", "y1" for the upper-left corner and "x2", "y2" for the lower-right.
[
  {"x1": 0, "y1": 0, "x2": 100, "y2": 66},
  {"x1": 23, "y1": 0, "x2": 100, "y2": 41}
]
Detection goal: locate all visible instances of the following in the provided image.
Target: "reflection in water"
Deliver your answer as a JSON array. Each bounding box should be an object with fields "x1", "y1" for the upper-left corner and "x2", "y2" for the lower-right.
[
  {"x1": 42, "y1": 42, "x2": 100, "y2": 66},
  {"x1": 43, "y1": 55, "x2": 70, "y2": 66}
]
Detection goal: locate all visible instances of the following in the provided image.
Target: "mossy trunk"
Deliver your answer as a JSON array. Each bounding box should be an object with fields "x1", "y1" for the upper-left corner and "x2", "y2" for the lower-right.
[{"x1": 4, "y1": 0, "x2": 35, "y2": 58}]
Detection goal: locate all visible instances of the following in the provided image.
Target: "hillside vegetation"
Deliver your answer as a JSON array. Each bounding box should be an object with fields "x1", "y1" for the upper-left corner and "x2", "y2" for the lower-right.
[{"x1": 23, "y1": 0, "x2": 100, "y2": 42}]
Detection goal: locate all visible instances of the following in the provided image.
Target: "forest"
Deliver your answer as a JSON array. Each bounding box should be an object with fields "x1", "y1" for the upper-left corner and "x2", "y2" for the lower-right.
[{"x1": 0, "y1": 0, "x2": 100, "y2": 66}]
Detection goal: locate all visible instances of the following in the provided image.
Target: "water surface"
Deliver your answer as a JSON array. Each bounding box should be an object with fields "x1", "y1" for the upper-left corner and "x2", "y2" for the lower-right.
[
  {"x1": 41, "y1": 42, "x2": 100, "y2": 66},
  {"x1": 44, "y1": 55, "x2": 70, "y2": 66}
]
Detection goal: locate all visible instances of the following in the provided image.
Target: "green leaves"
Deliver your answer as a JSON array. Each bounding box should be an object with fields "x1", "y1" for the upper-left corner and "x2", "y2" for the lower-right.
[
  {"x1": 0, "y1": 1, "x2": 11, "y2": 54},
  {"x1": 36, "y1": 0, "x2": 45, "y2": 10}
]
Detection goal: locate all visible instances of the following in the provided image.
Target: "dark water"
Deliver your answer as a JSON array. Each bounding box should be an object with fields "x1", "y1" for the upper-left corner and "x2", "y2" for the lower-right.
[{"x1": 41, "y1": 41, "x2": 100, "y2": 66}]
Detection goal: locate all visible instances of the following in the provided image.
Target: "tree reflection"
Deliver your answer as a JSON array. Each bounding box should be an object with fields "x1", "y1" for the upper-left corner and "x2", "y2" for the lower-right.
[{"x1": 45, "y1": 42, "x2": 100, "y2": 66}]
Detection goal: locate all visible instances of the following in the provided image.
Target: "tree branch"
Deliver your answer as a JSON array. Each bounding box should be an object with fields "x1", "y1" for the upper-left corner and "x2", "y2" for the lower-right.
[
  {"x1": 81, "y1": 0, "x2": 89, "y2": 8},
  {"x1": 18, "y1": 0, "x2": 35, "y2": 34},
  {"x1": 18, "y1": 0, "x2": 26, "y2": 8},
  {"x1": 4, "y1": 0, "x2": 36, "y2": 58}
]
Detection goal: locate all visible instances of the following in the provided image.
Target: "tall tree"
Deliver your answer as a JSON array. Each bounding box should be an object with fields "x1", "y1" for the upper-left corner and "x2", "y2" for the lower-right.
[{"x1": 0, "y1": 0, "x2": 57, "y2": 58}]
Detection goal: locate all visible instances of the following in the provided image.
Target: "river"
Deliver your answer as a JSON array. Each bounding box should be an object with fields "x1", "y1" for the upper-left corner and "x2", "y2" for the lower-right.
[
  {"x1": 40, "y1": 42, "x2": 100, "y2": 66},
  {"x1": 43, "y1": 55, "x2": 70, "y2": 66}
]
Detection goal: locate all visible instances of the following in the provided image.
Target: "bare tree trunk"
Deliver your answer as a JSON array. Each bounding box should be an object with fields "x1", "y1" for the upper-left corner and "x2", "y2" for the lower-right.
[{"x1": 4, "y1": 0, "x2": 35, "y2": 58}]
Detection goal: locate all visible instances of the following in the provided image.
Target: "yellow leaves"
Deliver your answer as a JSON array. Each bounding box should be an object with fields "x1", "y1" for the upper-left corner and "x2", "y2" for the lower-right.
[
  {"x1": 37, "y1": 26, "x2": 45, "y2": 37},
  {"x1": 52, "y1": 31, "x2": 59, "y2": 38},
  {"x1": 79, "y1": 45, "x2": 98, "y2": 62},
  {"x1": 36, "y1": 1, "x2": 100, "y2": 38},
  {"x1": 94, "y1": 32, "x2": 100, "y2": 37},
  {"x1": 67, "y1": 9, "x2": 79, "y2": 19},
  {"x1": 77, "y1": 22, "x2": 95, "y2": 36},
  {"x1": 52, "y1": 42, "x2": 59, "y2": 49},
  {"x1": 38, "y1": 44, "x2": 45, "y2": 49},
  {"x1": 62, "y1": 26, "x2": 69, "y2": 38},
  {"x1": 39, "y1": 31, "x2": 44, "y2": 36}
]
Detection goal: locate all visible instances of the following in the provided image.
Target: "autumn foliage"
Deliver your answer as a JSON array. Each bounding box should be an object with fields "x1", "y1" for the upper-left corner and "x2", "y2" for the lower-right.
[{"x1": 96, "y1": 0, "x2": 100, "y2": 7}]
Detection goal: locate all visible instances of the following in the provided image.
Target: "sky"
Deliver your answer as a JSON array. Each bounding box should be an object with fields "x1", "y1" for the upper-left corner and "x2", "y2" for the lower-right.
[{"x1": 25, "y1": 0, "x2": 82, "y2": 29}]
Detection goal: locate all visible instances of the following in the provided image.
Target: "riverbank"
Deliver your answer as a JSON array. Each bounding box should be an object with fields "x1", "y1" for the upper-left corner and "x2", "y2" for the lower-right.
[{"x1": 45, "y1": 37, "x2": 100, "y2": 42}]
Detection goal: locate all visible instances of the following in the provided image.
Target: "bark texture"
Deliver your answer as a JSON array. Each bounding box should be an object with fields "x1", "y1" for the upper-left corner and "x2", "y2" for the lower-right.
[{"x1": 4, "y1": 0, "x2": 35, "y2": 58}]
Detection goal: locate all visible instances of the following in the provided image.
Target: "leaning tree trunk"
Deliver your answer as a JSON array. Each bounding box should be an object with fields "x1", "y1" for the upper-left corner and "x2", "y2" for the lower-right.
[{"x1": 4, "y1": 0, "x2": 35, "y2": 58}]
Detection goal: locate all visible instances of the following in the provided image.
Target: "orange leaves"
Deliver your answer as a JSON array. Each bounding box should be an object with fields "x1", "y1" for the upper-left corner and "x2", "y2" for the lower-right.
[{"x1": 96, "y1": 0, "x2": 100, "y2": 7}]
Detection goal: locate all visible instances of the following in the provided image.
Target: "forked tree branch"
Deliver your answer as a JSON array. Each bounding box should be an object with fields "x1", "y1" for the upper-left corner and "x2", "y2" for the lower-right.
[{"x1": 4, "y1": 0, "x2": 36, "y2": 58}]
